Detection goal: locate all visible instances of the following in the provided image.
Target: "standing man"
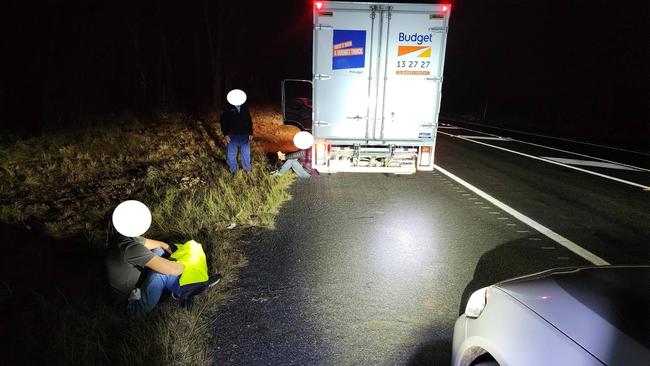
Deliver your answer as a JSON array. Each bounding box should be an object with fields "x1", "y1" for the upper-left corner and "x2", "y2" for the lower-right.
[{"x1": 220, "y1": 89, "x2": 253, "y2": 174}]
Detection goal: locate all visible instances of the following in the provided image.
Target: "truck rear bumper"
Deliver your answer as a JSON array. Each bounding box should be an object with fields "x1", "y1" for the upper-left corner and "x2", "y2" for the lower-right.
[{"x1": 314, "y1": 165, "x2": 416, "y2": 174}]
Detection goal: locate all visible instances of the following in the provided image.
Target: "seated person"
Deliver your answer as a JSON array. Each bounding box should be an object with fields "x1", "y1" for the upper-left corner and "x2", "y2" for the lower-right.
[
  {"x1": 106, "y1": 200, "x2": 218, "y2": 316},
  {"x1": 271, "y1": 131, "x2": 313, "y2": 179}
]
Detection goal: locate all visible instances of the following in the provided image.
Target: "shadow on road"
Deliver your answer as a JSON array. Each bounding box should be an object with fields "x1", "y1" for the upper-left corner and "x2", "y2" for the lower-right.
[
  {"x1": 407, "y1": 337, "x2": 452, "y2": 366},
  {"x1": 406, "y1": 235, "x2": 583, "y2": 365},
  {"x1": 457, "y1": 234, "x2": 575, "y2": 316}
]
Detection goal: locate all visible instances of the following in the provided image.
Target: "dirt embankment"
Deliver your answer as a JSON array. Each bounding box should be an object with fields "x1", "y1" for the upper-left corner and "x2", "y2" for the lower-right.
[
  {"x1": 253, "y1": 122, "x2": 301, "y2": 154},
  {"x1": 252, "y1": 105, "x2": 300, "y2": 154}
]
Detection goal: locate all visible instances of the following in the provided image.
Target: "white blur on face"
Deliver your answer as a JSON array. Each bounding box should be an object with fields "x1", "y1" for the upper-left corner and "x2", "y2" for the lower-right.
[
  {"x1": 293, "y1": 131, "x2": 314, "y2": 150},
  {"x1": 112, "y1": 200, "x2": 152, "y2": 237},
  {"x1": 226, "y1": 89, "x2": 247, "y2": 107}
]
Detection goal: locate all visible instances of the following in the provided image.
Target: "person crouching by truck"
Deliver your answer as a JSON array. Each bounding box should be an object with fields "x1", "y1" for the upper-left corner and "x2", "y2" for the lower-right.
[
  {"x1": 220, "y1": 89, "x2": 253, "y2": 174},
  {"x1": 271, "y1": 131, "x2": 313, "y2": 179}
]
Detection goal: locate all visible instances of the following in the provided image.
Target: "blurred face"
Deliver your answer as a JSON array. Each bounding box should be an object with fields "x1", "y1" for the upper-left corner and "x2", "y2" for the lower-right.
[
  {"x1": 293, "y1": 131, "x2": 314, "y2": 150},
  {"x1": 227, "y1": 89, "x2": 247, "y2": 106},
  {"x1": 112, "y1": 200, "x2": 151, "y2": 237}
]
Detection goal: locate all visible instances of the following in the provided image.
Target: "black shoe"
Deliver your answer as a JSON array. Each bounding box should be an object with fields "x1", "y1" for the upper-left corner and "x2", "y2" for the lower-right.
[{"x1": 207, "y1": 274, "x2": 222, "y2": 288}]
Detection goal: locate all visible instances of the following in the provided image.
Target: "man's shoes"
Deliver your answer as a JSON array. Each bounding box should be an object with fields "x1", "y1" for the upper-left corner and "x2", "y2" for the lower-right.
[
  {"x1": 207, "y1": 274, "x2": 222, "y2": 288},
  {"x1": 270, "y1": 170, "x2": 280, "y2": 176},
  {"x1": 128, "y1": 288, "x2": 141, "y2": 301}
]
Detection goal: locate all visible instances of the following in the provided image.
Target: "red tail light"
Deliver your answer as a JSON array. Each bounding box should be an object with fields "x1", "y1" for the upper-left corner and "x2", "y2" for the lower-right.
[
  {"x1": 420, "y1": 146, "x2": 432, "y2": 166},
  {"x1": 315, "y1": 2, "x2": 324, "y2": 10},
  {"x1": 441, "y1": 4, "x2": 451, "y2": 12}
]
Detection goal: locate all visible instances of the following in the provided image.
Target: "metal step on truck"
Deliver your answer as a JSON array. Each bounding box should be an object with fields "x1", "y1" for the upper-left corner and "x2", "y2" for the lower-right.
[{"x1": 282, "y1": 1, "x2": 451, "y2": 173}]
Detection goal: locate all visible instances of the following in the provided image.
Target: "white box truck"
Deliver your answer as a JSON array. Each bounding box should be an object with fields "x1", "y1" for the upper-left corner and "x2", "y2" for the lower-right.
[{"x1": 304, "y1": 1, "x2": 451, "y2": 173}]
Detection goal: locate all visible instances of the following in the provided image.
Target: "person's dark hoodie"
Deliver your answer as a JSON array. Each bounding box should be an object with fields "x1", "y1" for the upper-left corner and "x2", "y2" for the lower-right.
[{"x1": 219, "y1": 103, "x2": 253, "y2": 136}]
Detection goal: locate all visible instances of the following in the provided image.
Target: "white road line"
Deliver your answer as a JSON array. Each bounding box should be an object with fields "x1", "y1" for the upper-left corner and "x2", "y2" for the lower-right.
[
  {"x1": 442, "y1": 118, "x2": 650, "y2": 157},
  {"x1": 434, "y1": 164, "x2": 610, "y2": 265},
  {"x1": 438, "y1": 131, "x2": 650, "y2": 189},
  {"x1": 457, "y1": 135, "x2": 512, "y2": 141},
  {"x1": 447, "y1": 124, "x2": 650, "y2": 172},
  {"x1": 542, "y1": 157, "x2": 642, "y2": 171}
]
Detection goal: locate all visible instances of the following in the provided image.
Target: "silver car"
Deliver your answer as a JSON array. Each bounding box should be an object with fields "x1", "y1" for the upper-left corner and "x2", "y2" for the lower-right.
[{"x1": 452, "y1": 266, "x2": 650, "y2": 366}]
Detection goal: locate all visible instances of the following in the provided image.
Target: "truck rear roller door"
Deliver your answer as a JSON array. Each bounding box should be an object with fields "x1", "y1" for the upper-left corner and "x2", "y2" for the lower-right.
[{"x1": 313, "y1": 6, "x2": 376, "y2": 141}]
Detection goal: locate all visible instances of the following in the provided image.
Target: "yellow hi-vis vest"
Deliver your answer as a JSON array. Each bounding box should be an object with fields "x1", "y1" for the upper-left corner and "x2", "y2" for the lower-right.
[{"x1": 170, "y1": 240, "x2": 209, "y2": 286}]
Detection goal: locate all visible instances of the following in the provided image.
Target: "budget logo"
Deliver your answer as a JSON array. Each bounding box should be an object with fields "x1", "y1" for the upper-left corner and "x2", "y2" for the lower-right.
[
  {"x1": 398, "y1": 32, "x2": 433, "y2": 45},
  {"x1": 397, "y1": 46, "x2": 431, "y2": 58},
  {"x1": 332, "y1": 29, "x2": 366, "y2": 70}
]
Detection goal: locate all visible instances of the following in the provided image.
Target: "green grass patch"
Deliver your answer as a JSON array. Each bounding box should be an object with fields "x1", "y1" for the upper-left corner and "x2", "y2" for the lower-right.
[{"x1": 0, "y1": 108, "x2": 294, "y2": 365}]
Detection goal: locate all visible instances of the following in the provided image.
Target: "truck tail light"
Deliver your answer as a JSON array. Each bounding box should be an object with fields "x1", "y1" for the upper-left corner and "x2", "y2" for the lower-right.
[
  {"x1": 315, "y1": 1, "x2": 324, "y2": 10},
  {"x1": 315, "y1": 143, "x2": 328, "y2": 165},
  {"x1": 419, "y1": 146, "x2": 432, "y2": 166},
  {"x1": 441, "y1": 4, "x2": 451, "y2": 12}
]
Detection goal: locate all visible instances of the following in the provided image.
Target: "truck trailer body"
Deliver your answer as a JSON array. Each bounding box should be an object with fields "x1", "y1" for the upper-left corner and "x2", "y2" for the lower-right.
[{"x1": 310, "y1": 1, "x2": 451, "y2": 173}]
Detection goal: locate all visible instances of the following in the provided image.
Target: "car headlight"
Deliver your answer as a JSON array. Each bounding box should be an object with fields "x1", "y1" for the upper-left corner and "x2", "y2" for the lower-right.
[{"x1": 465, "y1": 286, "x2": 489, "y2": 319}]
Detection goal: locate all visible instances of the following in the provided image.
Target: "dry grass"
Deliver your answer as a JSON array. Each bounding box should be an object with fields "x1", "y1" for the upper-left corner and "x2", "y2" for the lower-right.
[{"x1": 0, "y1": 107, "x2": 295, "y2": 365}]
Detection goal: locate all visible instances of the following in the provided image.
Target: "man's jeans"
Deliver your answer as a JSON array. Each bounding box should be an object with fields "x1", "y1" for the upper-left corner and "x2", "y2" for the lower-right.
[
  {"x1": 126, "y1": 248, "x2": 180, "y2": 317},
  {"x1": 278, "y1": 159, "x2": 310, "y2": 178},
  {"x1": 226, "y1": 135, "x2": 251, "y2": 173}
]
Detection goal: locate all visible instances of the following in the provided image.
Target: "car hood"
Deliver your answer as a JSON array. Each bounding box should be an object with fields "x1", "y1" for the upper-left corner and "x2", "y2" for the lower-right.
[{"x1": 496, "y1": 266, "x2": 650, "y2": 366}]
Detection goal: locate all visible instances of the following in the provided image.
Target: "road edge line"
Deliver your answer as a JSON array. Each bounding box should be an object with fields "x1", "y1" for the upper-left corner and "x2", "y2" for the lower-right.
[
  {"x1": 433, "y1": 164, "x2": 610, "y2": 265},
  {"x1": 441, "y1": 117, "x2": 650, "y2": 157},
  {"x1": 446, "y1": 123, "x2": 649, "y2": 172},
  {"x1": 438, "y1": 131, "x2": 650, "y2": 190}
]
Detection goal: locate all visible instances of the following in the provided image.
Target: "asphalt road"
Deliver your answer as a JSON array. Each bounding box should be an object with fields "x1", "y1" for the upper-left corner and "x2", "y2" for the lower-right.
[{"x1": 212, "y1": 126, "x2": 649, "y2": 365}]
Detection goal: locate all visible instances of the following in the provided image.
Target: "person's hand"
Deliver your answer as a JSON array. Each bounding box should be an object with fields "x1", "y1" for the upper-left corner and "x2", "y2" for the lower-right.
[
  {"x1": 277, "y1": 151, "x2": 286, "y2": 161},
  {"x1": 224, "y1": 135, "x2": 231, "y2": 144},
  {"x1": 249, "y1": 135, "x2": 253, "y2": 141},
  {"x1": 159, "y1": 242, "x2": 173, "y2": 254}
]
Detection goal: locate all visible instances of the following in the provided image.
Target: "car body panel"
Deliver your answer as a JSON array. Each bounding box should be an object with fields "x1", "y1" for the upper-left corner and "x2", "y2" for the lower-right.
[
  {"x1": 499, "y1": 276, "x2": 650, "y2": 366},
  {"x1": 452, "y1": 286, "x2": 602, "y2": 366},
  {"x1": 453, "y1": 266, "x2": 650, "y2": 366}
]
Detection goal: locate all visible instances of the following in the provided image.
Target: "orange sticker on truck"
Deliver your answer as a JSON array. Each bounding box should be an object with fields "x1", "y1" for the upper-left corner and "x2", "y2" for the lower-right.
[{"x1": 397, "y1": 46, "x2": 431, "y2": 58}]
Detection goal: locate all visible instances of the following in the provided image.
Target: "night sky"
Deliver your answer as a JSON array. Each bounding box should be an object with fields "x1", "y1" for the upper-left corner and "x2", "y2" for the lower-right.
[{"x1": 2, "y1": 0, "x2": 647, "y2": 147}]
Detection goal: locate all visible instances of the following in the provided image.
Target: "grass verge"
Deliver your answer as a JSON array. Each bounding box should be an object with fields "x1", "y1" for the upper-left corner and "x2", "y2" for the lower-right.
[{"x1": 0, "y1": 107, "x2": 294, "y2": 365}]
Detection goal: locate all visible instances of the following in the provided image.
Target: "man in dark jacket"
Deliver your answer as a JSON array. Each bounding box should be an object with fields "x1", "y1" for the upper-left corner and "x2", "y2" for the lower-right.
[{"x1": 220, "y1": 89, "x2": 253, "y2": 173}]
